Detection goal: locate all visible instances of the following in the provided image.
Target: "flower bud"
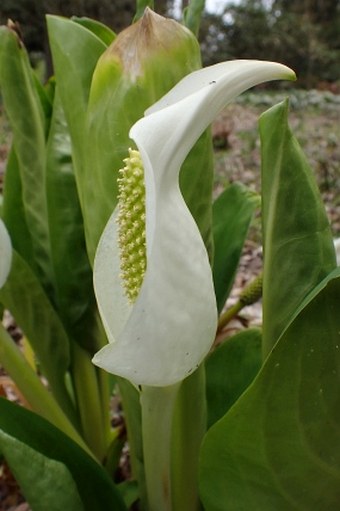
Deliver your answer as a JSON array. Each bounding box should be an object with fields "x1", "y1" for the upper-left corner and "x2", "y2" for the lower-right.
[
  {"x1": 85, "y1": 9, "x2": 202, "y2": 262},
  {"x1": 101, "y1": 7, "x2": 199, "y2": 82}
]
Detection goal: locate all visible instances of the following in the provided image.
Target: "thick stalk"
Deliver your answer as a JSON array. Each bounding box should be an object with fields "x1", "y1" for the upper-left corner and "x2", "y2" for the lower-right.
[
  {"x1": 140, "y1": 383, "x2": 180, "y2": 511},
  {"x1": 171, "y1": 364, "x2": 207, "y2": 511},
  {"x1": 72, "y1": 342, "x2": 108, "y2": 461},
  {"x1": 0, "y1": 323, "x2": 93, "y2": 457},
  {"x1": 96, "y1": 321, "x2": 112, "y2": 450}
]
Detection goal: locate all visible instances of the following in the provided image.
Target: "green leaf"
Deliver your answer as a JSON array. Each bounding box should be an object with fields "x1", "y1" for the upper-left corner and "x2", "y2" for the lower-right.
[
  {"x1": 183, "y1": 0, "x2": 206, "y2": 36},
  {"x1": 45, "y1": 88, "x2": 97, "y2": 351},
  {"x1": 205, "y1": 328, "x2": 262, "y2": 428},
  {"x1": 134, "y1": 0, "x2": 155, "y2": 21},
  {"x1": 0, "y1": 323, "x2": 89, "y2": 452},
  {"x1": 260, "y1": 100, "x2": 336, "y2": 357},
  {"x1": 212, "y1": 183, "x2": 259, "y2": 312},
  {"x1": 200, "y1": 269, "x2": 340, "y2": 511},
  {"x1": 0, "y1": 25, "x2": 52, "y2": 293},
  {"x1": 47, "y1": 16, "x2": 107, "y2": 217},
  {"x1": 2, "y1": 148, "x2": 34, "y2": 268},
  {"x1": 118, "y1": 480, "x2": 139, "y2": 508},
  {"x1": 171, "y1": 365, "x2": 207, "y2": 511},
  {"x1": 180, "y1": 130, "x2": 215, "y2": 258},
  {"x1": 71, "y1": 16, "x2": 116, "y2": 46},
  {"x1": 0, "y1": 433, "x2": 83, "y2": 511},
  {"x1": 0, "y1": 250, "x2": 75, "y2": 421},
  {"x1": 0, "y1": 398, "x2": 127, "y2": 511}
]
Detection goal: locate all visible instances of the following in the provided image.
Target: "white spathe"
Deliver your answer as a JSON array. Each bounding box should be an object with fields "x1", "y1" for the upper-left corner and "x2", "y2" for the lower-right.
[
  {"x1": 0, "y1": 219, "x2": 12, "y2": 288},
  {"x1": 93, "y1": 60, "x2": 295, "y2": 387}
]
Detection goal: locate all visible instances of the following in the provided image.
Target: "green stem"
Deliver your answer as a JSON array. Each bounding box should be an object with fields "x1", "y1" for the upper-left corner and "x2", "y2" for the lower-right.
[
  {"x1": 0, "y1": 323, "x2": 93, "y2": 458},
  {"x1": 72, "y1": 342, "x2": 108, "y2": 461},
  {"x1": 217, "y1": 301, "x2": 243, "y2": 332},
  {"x1": 218, "y1": 274, "x2": 263, "y2": 333},
  {"x1": 140, "y1": 383, "x2": 180, "y2": 511},
  {"x1": 97, "y1": 364, "x2": 111, "y2": 448},
  {"x1": 171, "y1": 365, "x2": 206, "y2": 511}
]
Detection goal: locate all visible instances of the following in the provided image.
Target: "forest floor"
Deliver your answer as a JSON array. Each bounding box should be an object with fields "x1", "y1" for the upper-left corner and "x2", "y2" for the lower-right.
[{"x1": 0, "y1": 88, "x2": 339, "y2": 510}]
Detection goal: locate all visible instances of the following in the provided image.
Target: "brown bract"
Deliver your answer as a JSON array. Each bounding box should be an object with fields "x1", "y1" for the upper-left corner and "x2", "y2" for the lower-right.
[{"x1": 101, "y1": 8, "x2": 192, "y2": 80}]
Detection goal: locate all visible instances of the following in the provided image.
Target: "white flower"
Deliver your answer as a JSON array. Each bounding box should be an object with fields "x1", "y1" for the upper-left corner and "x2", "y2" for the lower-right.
[
  {"x1": 93, "y1": 60, "x2": 295, "y2": 387},
  {"x1": 0, "y1": 219, "x2": 12, "y2": 288}
]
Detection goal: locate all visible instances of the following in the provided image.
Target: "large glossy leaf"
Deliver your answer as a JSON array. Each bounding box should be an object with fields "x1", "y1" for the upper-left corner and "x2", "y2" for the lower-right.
[
  {"x1": 205, "y1": 328, "x2": 262, "y2": 428},
  {"x1": 0, "y1": 398, "x2": 127, "y2": 511},
  {"x1": 260, "y1": 100, "x2": 336, "y2": 357},
  {"x1": 212, "y1": 183, "x2": 259, "y2": 312},
  {"x1": 0, "y1": 25, "x2": 52, "y2": 293},
  {"x1": 200, "y1": 269, "x2": 340, "y2": 511},
  {"x1": 0, "y1": 250, "x2": 75, "y2": 421}
]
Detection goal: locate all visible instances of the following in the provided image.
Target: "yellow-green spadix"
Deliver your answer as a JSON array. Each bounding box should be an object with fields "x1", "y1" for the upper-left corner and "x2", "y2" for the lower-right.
[{"x1": 93, "y1": 60, "x2": 295, "y2": 387}]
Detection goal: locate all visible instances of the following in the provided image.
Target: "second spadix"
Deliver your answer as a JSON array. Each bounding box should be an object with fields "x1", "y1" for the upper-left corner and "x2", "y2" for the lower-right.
[{"x1": 93, "y1": 60, "x2": 295, "y2": 388}]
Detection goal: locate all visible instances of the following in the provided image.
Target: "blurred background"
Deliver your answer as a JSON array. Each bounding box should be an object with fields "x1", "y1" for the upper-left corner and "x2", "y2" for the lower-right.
[{"x1": 0, "y1": 0, "x2": 339, "y2": 88}]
